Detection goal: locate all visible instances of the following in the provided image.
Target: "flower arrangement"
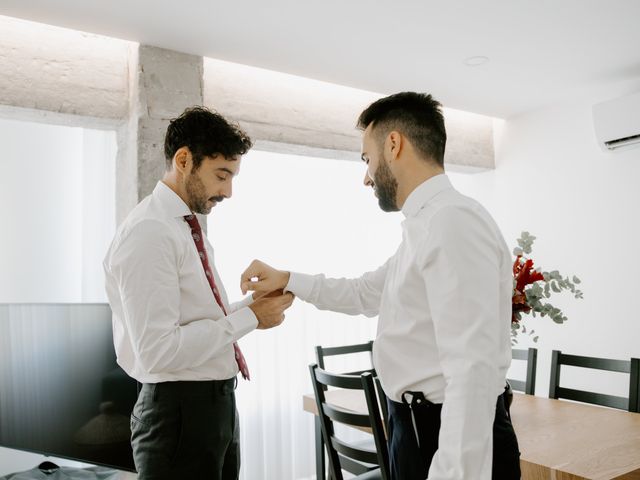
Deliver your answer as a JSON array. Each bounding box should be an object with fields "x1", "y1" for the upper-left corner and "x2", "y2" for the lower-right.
[{"x1": 511, "y1": 232, "x2": 583, "y2": 343}]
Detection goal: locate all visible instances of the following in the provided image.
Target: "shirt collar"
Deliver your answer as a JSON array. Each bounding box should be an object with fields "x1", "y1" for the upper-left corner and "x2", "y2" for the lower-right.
[
  {"x1": 153, "y1": 181, "x2": 192, "y2": 218},
  {"x1": 401, "y1": 174, "x2": 452, "y2": 218}
]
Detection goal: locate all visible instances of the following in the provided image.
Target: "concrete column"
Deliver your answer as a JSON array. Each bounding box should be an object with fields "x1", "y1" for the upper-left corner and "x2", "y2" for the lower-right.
[{"x1": 116, "y1": 45, "x2": 204, "y2": 224}]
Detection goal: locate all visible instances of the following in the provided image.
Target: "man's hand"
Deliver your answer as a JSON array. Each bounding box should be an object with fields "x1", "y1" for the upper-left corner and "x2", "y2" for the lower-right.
[
  {"x1": 241, "y1": 260, "x2": 290, "y2": 296},
  {"x1": 248, "y1": 289, "x2": 294, "y2": 330}
]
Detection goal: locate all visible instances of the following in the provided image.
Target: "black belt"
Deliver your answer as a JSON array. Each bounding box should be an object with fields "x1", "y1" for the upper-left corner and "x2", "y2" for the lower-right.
[
  {"x1": 391, "y1": 388, "x2": 509, "y2": 447},
  {"x1": 138, "y1": 376, "x2": 237, "y2": 398}
]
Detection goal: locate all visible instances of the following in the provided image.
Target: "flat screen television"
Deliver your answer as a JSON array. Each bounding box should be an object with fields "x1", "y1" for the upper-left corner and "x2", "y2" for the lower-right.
[{"x1": 0, "y1": 304, "x2": 137, "y2": 472}]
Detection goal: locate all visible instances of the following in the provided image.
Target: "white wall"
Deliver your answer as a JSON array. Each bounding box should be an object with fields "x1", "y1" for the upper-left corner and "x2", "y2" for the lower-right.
[{"x1": 449, "y1": 86, "x2": 640, "y2": 398}]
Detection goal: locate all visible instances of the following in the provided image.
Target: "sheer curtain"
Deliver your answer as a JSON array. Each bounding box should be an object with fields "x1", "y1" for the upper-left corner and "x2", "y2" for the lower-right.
[
  {"x1": 0, "y1": 117, "x2": 116, "y2": 303},
  {"x1": 207, "y1": 150, "x2": 402, "y2": 480}
]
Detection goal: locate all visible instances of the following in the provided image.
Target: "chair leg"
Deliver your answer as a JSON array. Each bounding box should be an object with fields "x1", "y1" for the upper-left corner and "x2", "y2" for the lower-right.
[{"x1": 315, "y1": 416, "x2": 326, "y2": 480}]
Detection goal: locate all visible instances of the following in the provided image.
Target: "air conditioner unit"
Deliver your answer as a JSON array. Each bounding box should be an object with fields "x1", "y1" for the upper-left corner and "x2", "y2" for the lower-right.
[{"x1": 593, "y1": 92, "x2": 640, "y2": 152}]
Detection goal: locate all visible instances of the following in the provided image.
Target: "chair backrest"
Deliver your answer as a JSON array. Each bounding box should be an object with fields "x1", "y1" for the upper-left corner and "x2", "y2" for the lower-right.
[
  {"x1": 315, "y1": 341, "x2": 389, "y2": 444},
  {"x1": 309, "y1": 364, "x2": 390, "y2": 480},
  {"x1": 549, "y1": 350, "x2": 640, "y2": 412},
  {"x1": 315, "y1": 340, "x2": 374, "y2": 376},
  {"x1": 507, "y1": 347, "x2": 538, "y2": 395}
]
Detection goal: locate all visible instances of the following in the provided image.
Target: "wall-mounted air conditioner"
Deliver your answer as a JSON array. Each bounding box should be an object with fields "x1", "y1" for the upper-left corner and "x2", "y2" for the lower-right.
[{"x1": 592, "y1": 91, "x2": 640, "y2": 152}]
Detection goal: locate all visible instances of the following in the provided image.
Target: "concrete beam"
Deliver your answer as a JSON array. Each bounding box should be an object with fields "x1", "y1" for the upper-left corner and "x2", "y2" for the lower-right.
[
  {"x1": 203, "y1": 58, "x2": 496, "y2": 169},
  {"x1": 0, "y1": 15, "x2": 129, "y2": 119},
  {"x1": 0, "y1": 13, "x2": 496, "y2": 209}
]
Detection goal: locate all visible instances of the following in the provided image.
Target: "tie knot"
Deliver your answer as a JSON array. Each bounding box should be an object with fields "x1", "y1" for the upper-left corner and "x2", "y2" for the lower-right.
[{"x1": 183, "y1": 214, "x2": 201, "y2": 232}]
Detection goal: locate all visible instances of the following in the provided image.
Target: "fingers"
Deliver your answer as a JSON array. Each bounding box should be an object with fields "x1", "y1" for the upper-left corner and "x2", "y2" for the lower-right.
[
  {"x1": 273, "y1": 292, "x2": 295, "y2": 308},
  {"x1": 263, "y1": 288, "x2": 285, "y2": 298},
  {"x1": 240, "y1": 260, "x2": 263, "y2": 294},
  {"x1": 241, "y1": 278, "x2": 265, "y2": 295}
]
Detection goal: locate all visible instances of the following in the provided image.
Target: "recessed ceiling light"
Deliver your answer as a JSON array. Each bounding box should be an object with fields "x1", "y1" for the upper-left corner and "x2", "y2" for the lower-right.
[{"x1": 464, "y1": 56, "x2": 490, "y2": 67}]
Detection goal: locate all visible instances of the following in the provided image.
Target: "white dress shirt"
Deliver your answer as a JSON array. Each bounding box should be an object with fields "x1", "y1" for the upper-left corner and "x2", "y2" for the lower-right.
[
  {"x1": 104, "y1": 181, "x2": 257, "y2": 384},
  {"x1": 286, "y1": 174, "x2": 512, "y2": 480}
]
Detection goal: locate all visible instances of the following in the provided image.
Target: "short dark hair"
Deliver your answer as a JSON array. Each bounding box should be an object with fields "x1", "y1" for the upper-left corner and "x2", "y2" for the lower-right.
[
  {"x1": 357, "y1": 92, "x2": 446, "y2": 167},
  {"x1": 164, "y1": 106, "x2": 253, "y2": 170}
]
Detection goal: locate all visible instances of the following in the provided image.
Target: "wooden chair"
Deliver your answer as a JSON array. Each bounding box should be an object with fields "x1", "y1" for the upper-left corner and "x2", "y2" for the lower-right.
[
  {"x1": 309, "y1": 364, "x2": 390, "y2": 480},
  {"x1": 507, "y1": 347, "x2": 538, "y2": 395},
  {"x1": 549, "y1": 350, "x2": 640, "y2": 412}
]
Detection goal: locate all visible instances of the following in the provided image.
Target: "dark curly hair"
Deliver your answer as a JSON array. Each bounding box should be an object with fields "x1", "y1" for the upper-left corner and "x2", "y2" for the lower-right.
[
  {"x1": 164, "y1": 106, "x2": 253, "y2": 170},
  {"x1": 357, "y1": 92, "x2": 446, "y2": 167}
]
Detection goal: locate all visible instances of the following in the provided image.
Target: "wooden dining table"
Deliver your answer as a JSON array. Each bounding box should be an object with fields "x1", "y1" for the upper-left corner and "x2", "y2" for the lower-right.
[{"x1": 303, "y1": 390, "x2": 640, "y2": 479}]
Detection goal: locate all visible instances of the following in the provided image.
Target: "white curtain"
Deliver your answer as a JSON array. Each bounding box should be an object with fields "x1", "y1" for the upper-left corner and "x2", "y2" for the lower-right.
[
  {"x1": 207, "y1": 150, "x2": 402, "y2": 480},
  {"x1": 0, "y1": 118, "x2": 116, "y2": 303}
]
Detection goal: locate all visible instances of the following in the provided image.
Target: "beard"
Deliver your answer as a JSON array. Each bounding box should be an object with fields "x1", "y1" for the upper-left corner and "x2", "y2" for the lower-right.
[
  {"x1": 373, "y1": 157, "x2": 399, "y2": 212},
  {"x1": 185, "y1": 172, "x2": 223, "y2": 215}
]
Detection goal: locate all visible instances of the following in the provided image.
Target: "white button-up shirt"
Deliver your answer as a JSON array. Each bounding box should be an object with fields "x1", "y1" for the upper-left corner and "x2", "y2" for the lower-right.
[
  {"x1": 104, "y1": 181, "x2": 257, "y2": 384},
  {"x1": 287, "y1": 174, "x2": 512, "y2": 480}
]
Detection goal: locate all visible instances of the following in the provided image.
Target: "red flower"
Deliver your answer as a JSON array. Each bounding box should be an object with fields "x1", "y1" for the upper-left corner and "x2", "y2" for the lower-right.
[
  {"x1": 513, "y1": 256, "x2": 545, "y2": 293},
  {"x1": 511, "y1": 291, "x2": 531, "y2": 323},
  {"x1": 512, "y1": 255, "x2": 545, "y2": 324},
  {"x1": 510, "y1": 232, "x2": 583, "y2": 342}
]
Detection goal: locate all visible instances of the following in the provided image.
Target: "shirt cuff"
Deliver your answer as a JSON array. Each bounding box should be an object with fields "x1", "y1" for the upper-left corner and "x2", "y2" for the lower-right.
[
  {"x1": 236, "y1": 294, "x2": 254, "y2": 310},
  {"x1": 226, "y1": 306, "x2": 258, "y2": 340},
  {"x1": 285, "y1": 272, "x2": 315, "y2": 301}
]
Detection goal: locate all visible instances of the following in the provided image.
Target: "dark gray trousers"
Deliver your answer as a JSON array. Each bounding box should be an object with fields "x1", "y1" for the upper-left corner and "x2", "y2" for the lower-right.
[
  {"x1": 387, "y1": 391, "x2": 521, "y2": 480},
  {"x1": 130, "y1": 378, "x2": 239, "y2": 480}
]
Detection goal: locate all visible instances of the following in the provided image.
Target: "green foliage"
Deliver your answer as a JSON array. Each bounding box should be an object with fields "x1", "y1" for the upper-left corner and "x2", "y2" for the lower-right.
[{"x1": 511, "y1": 232, "x2": 583, "y2": 344}]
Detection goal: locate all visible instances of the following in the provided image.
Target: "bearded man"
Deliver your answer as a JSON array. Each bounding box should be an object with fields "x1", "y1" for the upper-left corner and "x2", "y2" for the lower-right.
[
  {"x1": 240, "y1": 93, "x2": 521, "y2": 480},
  {"x1": 104, "y1": 106, "x2": 293, "y2": 480}
]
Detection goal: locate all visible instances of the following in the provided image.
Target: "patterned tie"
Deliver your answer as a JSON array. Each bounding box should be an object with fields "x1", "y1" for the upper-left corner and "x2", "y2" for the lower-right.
[{"x1": 184, "y1": 214, "x2": 250, "y2": 380}]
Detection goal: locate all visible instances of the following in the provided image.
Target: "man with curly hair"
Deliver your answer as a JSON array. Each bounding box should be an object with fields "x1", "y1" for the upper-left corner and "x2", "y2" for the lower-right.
[{"x1": 104, "y1": 107, "x2": 294, "y2": 479}]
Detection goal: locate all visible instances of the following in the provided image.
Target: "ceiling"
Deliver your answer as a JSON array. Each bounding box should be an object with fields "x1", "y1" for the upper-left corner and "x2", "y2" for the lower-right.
[{"x1": 1, "y1": 0, "x2": 640, "y2": 118}]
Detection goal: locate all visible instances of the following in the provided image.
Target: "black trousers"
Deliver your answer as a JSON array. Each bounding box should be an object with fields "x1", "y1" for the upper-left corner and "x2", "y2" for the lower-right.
[
  {"x1": 130, "y1": 378, "x2": 240, "y2": 480},
  {"x1": 387, "y1": 391, "x2": 521, "y2": 480}
]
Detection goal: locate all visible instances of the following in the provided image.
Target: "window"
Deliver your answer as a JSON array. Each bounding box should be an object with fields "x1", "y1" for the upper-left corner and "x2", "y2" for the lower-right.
[
  {"x1": 0, "y1": 118, "x2": 116, "y2": 303},
  {"x1": 207, "y1": 149, "x2": 401, "y2": 479}
]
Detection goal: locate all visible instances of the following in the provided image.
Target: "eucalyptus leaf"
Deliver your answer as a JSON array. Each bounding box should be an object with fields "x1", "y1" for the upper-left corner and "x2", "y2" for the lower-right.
[{"x1": 511, "y1": 231, "x2": 584, "y2": 343}]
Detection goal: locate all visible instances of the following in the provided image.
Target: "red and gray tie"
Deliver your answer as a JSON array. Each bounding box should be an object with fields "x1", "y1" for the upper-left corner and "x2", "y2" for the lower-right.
[{"x1": 184, "y1": 214, "x2": 250, "y2": 380}]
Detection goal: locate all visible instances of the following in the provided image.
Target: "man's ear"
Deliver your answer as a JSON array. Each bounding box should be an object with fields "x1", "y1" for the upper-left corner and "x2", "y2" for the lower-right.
[
  {"x1": 173, "y1": 147, "x2": 192, "y2": 175},
  {"x1": 387, "y1": 131, "x2": 403, "y2": 161}
]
